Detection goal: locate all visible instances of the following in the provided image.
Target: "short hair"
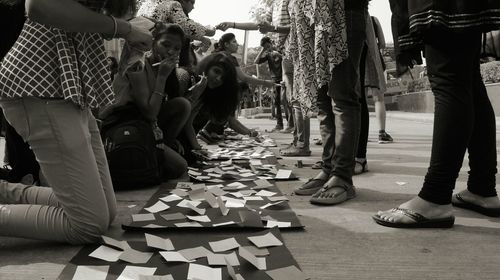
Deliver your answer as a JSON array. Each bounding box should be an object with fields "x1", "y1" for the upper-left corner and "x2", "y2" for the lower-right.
[{"x1": 260, "y1": 36, "x2": 272, "y2": 47}]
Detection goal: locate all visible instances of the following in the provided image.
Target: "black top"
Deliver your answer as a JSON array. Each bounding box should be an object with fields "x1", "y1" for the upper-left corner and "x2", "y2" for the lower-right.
[
  {"x1": 0, "y1": 3, "x2": 26, "y2": 61},
  {"x1": 256, "y1": 51, "x2": 283, "y2": 81},
  {"x1": 345, "y1": 0, "x2": 369, "y2": 10}
]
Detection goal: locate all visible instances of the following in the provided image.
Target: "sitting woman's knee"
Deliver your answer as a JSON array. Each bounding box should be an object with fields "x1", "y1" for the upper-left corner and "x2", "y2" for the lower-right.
[{"x1": 67, "y1": 212, "x2": 111, "y2": 244}]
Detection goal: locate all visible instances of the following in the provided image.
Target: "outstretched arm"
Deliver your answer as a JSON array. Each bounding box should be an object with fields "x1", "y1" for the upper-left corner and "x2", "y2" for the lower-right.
[
  {"x1": 235, "y1": 67, "x2": 275, "y2": 88},
  {"x1": 216, "y1": 21, "x2": 259, "y2": 31}
]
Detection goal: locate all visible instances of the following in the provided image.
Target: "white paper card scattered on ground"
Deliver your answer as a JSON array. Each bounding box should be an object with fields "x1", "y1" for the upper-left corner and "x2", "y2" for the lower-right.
[
  {"x1": 256, "y1": 190, "x2": 277, "y2": 197},
  {"x1": 159, "y1": 194, "x2": 183, "y2": 203},
  {"x1": 209, "y1": 237, "x2": 240, "y2": 252},
  {"x1": 175, "y1": 221, "x2": 203, "y2": 227},
  {"x1": 102, "y1": 236, "x2": 130, "y2": 250},
  {"x1": 254, "y1": 179, "x2": 273, "y2": 188},
  {"x1": 204, "y1": 192, "x2": 219, "y2": 208},
  {"x1": 265, "y1": 265, "x2": 309, "y2": 280},
  {"x1": 244, "y1": 196, "x2": 264, "y2": 201},
  {"x1": 396, "y1": 181, "x2": 408, "y2": 186},
  {"x1": 217, "y1": 196, "x2": 229, "y2": 216},
  {"x1": 225, "y1": 197, "x2": 246, "y2": 208},
  {"x1": 238, "y1": 246, "x2": 266, "y2": 270},
  {"x1": 189, "y1": 188, "x2": 206, "y2": 201},
  {"x1": 226, "y1": 257, "x2": 245, "y2": 280},
  {"x1": 177, "y1": 199, "x2": 202, "y2": 209},
  {"x1": 142, "y1": 224, "x2": 167, "y2": 229},
  {"x1": 248, "y1": 232, "x2": 283, "y2": 248},
  {"x1": 226, "y1": 182, "x2": 247, "y2": 189},
  {"x1": 116, "y1": 266, "x2": 156, "y2": 280},
  {"x1": 171, "y1": 189, "x2": 188, "y2": 197},
  {"x1": 260, "y1": 201, "x2": 286, "y2": 209},
  {"x1": 187, "y1": 215, "x2": 211, "y2": 223},
  {"x1": 132, "y1": 213, "x2": 156, "y2": 222},
  {"x1": 207, "y1": 252, "x2": 240, "y2": 266},
  {"x1": 187, "y1": 263, "x2": 221, "y2": 280},
  {"x1": 179, "y1": 246, "x2": 212, "y2": 261},
  {"x1": 266, "y1": 220, "x2": 292, "y2": 228},
  {"x1": 241, "y1": 246, "x2": 270, "y2": 256},
  {"x1": 89, "y1": 245, "x2": 122, "y2": 262},
  {"x1": 161, "y1": 212, "x2": 186, "y2": 221},
  {"x1": 275, "y1": 169, "x2": 292, "y2": 179},
  {"x1": 159, "y1": 251, "x2": 193, "y2": 263},
  {"x1": 139, "y1": 275, "x2": 174, "y2": 280},
  {"x1": 72, "y1": 266, "x2": 109, "y2": 280},
  {"x1": 186, "y1": 201, "x2": 206, "y2": 215},
  {"x1": 213, "y1": 221, "x2": 236, "y2": 227},
  {"x1": 144, "y1": 201, "x2": 170, "y2": 213},
  {"x1": 145, "y1": 233, "x2": 174, "y2": 251},
  {"x1": 177, "y1": 182, "x2": 194, "y2": 189},
  {"x1": 119, "y1": 248, "x2": 154, "y2": 264}
]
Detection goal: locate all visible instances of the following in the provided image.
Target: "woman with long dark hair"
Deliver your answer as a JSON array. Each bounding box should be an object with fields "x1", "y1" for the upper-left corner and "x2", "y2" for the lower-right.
[
  {"x1": 214, "y1": 33, "x2": 276, "y2": 89},
  {"x1": 0, "y1": 0, "x2": 151, "y2": 244},
  {"x1": 185, "y1": 53, "x2": 257, "y2": 145}
]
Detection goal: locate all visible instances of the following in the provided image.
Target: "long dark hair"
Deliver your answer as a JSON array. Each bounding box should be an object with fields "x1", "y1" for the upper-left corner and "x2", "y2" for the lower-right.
[
  {"x1": 196, "y1": 53, "x2": 239, "y2": 121},
  {"x1": 214, "y1": 33, "x2": 236, "y2": 53}
]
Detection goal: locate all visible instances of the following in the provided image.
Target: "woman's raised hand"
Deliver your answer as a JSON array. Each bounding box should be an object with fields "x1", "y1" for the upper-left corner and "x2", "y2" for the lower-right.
[{"x1": 123, "y1": 21, "x2": 153, "y2": 51}]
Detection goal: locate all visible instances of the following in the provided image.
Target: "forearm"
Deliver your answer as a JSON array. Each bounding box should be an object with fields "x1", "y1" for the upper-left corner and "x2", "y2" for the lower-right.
[
  {"x1": 254, "y1": 49, "x2": 266, "y2": 64},
  {"x1": 26, "y1": 0, "x2": 129, "y2": 36},
  {"x1": 273, "y1": 25, "x2": 290, "y2": 34},
  {"x1": 233, "y1": 22, "x2": 259, "y2": 30},
  {"x1": 228, "y1": 116, "x2": 250, "y2": 135}
]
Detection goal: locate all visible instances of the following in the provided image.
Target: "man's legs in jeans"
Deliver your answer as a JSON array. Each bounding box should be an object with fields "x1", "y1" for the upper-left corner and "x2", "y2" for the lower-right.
[
  {"x1": 281, "y1": 58, "x2": 295, "y2": 133},
  {"x1": 0, "y1": 97, "x2": 116, "y2": 244},
  {"x1": 273, "y1": 83, "x2": 284, "y2": 130},
  {"x1": 308, "y1": 10, "x2": 366, "y2": 204}
]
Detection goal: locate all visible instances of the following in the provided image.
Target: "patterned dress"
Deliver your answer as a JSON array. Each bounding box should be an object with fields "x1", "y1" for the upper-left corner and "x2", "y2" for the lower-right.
[
  {"x1": 138, "y1": 0, "x2": 210, "y2": 41},
  {"x1": 0, "y1": 0, "x2": 113, "y2": 109},
  {"x1": 285, "y1": 0, "x2": 348, "y2": 115}
]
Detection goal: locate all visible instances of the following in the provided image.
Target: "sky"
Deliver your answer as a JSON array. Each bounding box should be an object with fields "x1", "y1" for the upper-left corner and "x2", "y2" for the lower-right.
[{"x1": 190, "y1": 0, "x2": 393, "y2": 48}]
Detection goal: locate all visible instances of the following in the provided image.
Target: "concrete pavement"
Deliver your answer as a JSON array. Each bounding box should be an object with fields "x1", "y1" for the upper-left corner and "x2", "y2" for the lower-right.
[{"x1": 1, "y1": 112, "x2": 500, "y2": 280}]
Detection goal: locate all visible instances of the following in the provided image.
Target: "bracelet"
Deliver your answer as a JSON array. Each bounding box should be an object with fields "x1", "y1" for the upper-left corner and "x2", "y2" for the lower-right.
[
  {"x1": 154, "y1": 91, "x2": 166, "y2": 98},
  {"x1": 108, "y1": 15, "x2": 118, "y2": 39}
]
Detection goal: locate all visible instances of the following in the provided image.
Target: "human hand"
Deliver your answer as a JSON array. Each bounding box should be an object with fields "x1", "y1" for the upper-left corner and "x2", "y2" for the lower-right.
[
  {"x1": 216, "y1": 22, "x2": 232, "y2": 31},
  {"x1": 258, "y1": 21, "x2": 273, "y2": 34},
  {"x1": 205, "y1": 26, "x2": 216, "y2": 36},
  {"x1": 188, "y1": 74, "x2": 208, "y2": 100},
  {"x1": 156, "y1": 55, "x2": 178, "y2": 77}
]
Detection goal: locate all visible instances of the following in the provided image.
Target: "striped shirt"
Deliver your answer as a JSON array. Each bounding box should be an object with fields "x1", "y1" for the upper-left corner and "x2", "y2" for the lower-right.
[
  {"x1": 264, "y1": 0, "x2": 291, "y2": 52},
  {"x1": 0, "y1": 0, "x2": 113, "y2": 109}
]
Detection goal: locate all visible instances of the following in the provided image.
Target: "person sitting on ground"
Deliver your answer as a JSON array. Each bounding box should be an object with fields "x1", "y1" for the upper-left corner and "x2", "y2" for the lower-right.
[
  {"x1": 0, "y1": 0, "x2": 152, "y2": 244},
  {"x1": 101, "y1": 23, "x2": 189, "y2": 180},
  {"x1": 213, "y1": 33, "x2": 277, "y2": 89},
  {"x1": 185, "y1": 53, "x2": 258, "y2": 145}
]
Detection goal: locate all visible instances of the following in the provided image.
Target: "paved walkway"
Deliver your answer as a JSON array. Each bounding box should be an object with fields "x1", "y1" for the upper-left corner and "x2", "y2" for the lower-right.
[{"x1": 1, "y1": 113, "x2": 500, "y2": 280}]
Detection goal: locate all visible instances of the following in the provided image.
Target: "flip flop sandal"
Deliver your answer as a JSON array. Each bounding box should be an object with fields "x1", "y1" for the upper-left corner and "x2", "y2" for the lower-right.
[
  {"x1": 452, "y1": 194, "x2": 500, "y2": 217},
  {"x1": 372, "y1": 208, "x2": 455, "y2": 228},
  {"x1": 310, "y1": 183, "x2": 356, "y2": 205},
  {"x1": 294, "y1": 178, "x2": 327, "y2": 196},
  {"x1": 354, "y1": 159, "x2": 368, "y2": 175}
]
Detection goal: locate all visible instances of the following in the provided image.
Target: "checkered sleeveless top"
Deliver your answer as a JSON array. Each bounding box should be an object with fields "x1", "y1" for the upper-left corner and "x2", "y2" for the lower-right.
[{"x1": 0, "y1": 0, "x2": 113, "y2": 109}]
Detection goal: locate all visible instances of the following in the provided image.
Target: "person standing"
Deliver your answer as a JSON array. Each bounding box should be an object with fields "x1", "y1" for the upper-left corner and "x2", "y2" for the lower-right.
[
  {"x1": 294, "y1": 0, "x2": 367, "y2": 206},
  {"x1": 0, "y1": 0, "x2": 152, "y2": 244},
  {"x1": 374, "y1": 0, "x2": 500, "y2": 228},
  {"x1": 255, "y1": 37, "x2": 286, "y2": 132}
]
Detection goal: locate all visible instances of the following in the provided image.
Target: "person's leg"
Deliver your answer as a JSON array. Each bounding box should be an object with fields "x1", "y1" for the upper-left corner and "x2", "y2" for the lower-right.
[
  {"x1": 373, "y1": 88, "x2": 394, "y2": 143},
  {"x1": 310, "y1": 9, "x2": 367, "y2": 205},
  {"x1": 282, "y1": 58, "x2": 296, "y2": 133},
  {"x1": 280, "y1": 100, "x2": 311, "y2": 156},
  {"x1": 273, "y1": 85, "x2": 284, "y2": 130},
  {"x1": 280, "y1": 82, "x2": 291, "y2": 130},
  {"x1": 158, "y1": 97, "x2": 192, "y2": 147},
  {"x1": 0, "y1": 98, "x2": 114, "y2": 244},
  {"x1": 161, "y1": 146, "x2": 188, "y2": 179},
  {"x1": 356, "y1": 43, "x2": 369, "y2": 174},
  {"x1": 452, "y1": 54, "x2": 500, "y2": 214},
  {"x1": 294, "y1": 85, "x2": 331, "y2": 195},
  {"x1": 375, "y1": 31, "x2": 482, "y2": 226},
  {"x1": 4, "y1": 122, "x2": 40, "y2": 183}
]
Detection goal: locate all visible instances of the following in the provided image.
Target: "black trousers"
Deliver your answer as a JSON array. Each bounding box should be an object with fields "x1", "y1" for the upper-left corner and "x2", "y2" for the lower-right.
[
  {"x1": 357, "y1": 44, "x2": 369, "y2": 159},
  {"x1": 419, "y1": 30, "x2": 498, "y2": 204}
]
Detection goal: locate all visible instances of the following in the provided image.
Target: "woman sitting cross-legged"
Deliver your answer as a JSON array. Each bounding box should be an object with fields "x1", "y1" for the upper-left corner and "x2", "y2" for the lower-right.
[{"x1": 101, "y1": 23, "x2": 189, "y2": 180}]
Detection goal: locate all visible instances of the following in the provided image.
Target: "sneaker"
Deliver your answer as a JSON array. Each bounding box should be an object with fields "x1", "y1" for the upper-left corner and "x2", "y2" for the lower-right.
[
  {"x1": 279, "y1": 145, "x2": 311, "y2": 157},
  {"x1": 378, "y1": 131, "x2": 394, "y2": 144},
  {"x1": 313, "y1": 138, "x2": 323, "y2": 145}
]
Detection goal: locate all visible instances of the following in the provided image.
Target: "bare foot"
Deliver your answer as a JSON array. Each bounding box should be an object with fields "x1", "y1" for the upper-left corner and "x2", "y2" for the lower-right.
[
  {"x1": 452, "y1": 190, "x2": 500, "y2": 209},
  {"x1": 376, "y1": 196, "x2": 454, "y2": 224}
]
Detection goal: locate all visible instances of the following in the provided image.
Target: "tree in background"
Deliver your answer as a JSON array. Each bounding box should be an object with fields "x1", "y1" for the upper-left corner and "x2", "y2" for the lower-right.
[{"x1": 249, "y1": 0, "x2": 273, "y2": 23}]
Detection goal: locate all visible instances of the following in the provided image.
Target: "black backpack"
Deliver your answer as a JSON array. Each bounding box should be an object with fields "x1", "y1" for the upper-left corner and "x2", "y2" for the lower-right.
[{"x1": 100, "y1": 104, "x2": 163, "y2": 190}]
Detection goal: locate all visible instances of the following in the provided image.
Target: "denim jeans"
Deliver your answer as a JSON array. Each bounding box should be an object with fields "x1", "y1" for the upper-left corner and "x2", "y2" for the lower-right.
[
  {"x1": 291, "y1": 100, "x2": 310, "y2": 149},
  {"x1": 418, "y1": 30, "x2": 498, "y2": 204},
  {"x1": 0, "y1": 97, "x2": 117, "y2": 244},
  {"x1": 319, "y1": 9, "x2": 367, "y2": 184}
]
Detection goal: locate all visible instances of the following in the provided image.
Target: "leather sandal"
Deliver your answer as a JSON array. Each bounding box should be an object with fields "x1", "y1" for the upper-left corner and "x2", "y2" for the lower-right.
[
  {"x1": 294, "y1": 178, "x2": 327, "y2": 196},
  {"x1": 310, "y1": 182, "x2": 356, "y2": 205}
]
